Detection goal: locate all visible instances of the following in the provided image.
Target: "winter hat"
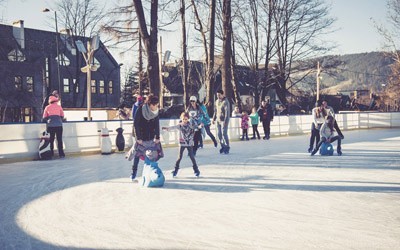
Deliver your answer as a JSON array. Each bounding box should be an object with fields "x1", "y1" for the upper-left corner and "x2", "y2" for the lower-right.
[
  {"x1": 189, "y1": 96, "x2": 197, "y2": 102},
  {"x1": 49, "y1": 96, "x2": 59, "y2": 104}
]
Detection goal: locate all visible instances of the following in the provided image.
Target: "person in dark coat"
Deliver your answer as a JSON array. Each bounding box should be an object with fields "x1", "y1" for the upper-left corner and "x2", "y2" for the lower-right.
[
  {"x1": 257, "y1": 99, "x2": 274, "y2": 140},
  {"x1": 130, "y1": 94, "x2": 160, "y2": 180}
]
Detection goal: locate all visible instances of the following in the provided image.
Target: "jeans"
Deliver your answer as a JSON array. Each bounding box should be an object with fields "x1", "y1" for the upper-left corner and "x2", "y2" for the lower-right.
[
  {"x1": 204, "y1": 124, "x2": 217, "y2": 145},
  {"x1": 309, "y1": 123, "x2": 322, "y2": 149},
  {"x1": 216, "y1": 122, "x2": 229, "y2": 148},
  {"x1": 175, "y1": 146, "x2": 198, "y2": 171},
  {"x1": 251, "y1": 124, "x2": 260, "y2": 139},
  {"x1": 47, "y1": 126, "x2": 64, "y2": 157},
  {"x1": 262, "y1": 119, "x2": 271, "y2": 138}
]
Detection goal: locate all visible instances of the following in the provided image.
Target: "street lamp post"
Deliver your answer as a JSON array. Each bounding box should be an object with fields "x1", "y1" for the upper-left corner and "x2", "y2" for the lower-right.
[
  {"x1": 76, "y1": 37, "x2": 99, "y2": 121},
  {"x1": 43, "y1": 8, "x2": 62, "y2": 103}
]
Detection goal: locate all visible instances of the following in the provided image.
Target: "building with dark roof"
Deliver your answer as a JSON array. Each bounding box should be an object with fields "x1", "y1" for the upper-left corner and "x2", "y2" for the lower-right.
[{"x1": 0, "y1": 21, "x2": 121, "y2": 122}]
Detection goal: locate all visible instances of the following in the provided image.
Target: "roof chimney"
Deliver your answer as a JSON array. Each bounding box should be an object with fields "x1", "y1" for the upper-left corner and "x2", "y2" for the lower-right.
[{"x1": 12, "y1": 20, "x2": 25, "y2": 49}]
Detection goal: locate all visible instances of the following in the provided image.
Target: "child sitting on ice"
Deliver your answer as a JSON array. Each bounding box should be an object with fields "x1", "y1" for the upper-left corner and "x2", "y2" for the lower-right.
[{"x1": 162, "y1": 112, "x2": 201, "y2": 177}]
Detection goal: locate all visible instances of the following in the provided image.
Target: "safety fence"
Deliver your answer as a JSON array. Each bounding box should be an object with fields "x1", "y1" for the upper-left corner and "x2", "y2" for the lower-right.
[{"x1": 1, "y1": 112, "x2": 399, "y2": 163}]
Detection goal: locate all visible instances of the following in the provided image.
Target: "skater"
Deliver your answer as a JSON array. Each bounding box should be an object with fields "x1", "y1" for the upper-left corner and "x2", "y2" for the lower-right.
[
  {"x1": 308, "y1": 102, "x2": 326, "y2": 152},
  {"x1": 249, "y1": 106, "x2": 260, "y2": 139},
  {"x1": 199, "y1": 100, "x2": 218, "y2": 147},
  {"x1": 231, "y1": 106, "x2": 241, "y2": 117},
  {"x1": 311, "y1": 115, "x2": 342, "y2": 156},
  {"x1": 116, "y1": 104, "x2": 130, "y2": 120},
  {"x1": 322, "y1": 100, "x2": 344, "y2": 139},
  {"x1": 130, "y1": 94, "x2": 161, "y2": 180},
  {"x1": 240, "y1": 111, "x2": 249, "y2": 140},
  {"x1": 257, "y1": 99, "x2": 274, "y2": 140},
  {"x1": 42, "y1": 95, "x2": 65, "y2": 158},
  {"x1": 131, "y1": 95, "x2": 144, "y2": 138},
  {"x1": 162, "y1": 112, "x2": 200, "y2": 177},
  {"x1": 186, "y1": 96, "x2": 204, "y2": 156},
  {"x1": 212, "y1": 89, "x2": 231, "y2": 154}
]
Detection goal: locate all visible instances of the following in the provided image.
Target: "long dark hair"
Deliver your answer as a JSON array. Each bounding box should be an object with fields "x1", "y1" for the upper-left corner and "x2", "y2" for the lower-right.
[{"x1": 326, "y1": 115, "x2": 334, "y2": 132}]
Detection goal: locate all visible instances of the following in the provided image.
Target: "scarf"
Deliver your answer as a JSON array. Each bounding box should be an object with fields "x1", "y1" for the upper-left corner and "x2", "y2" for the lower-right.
[{"x1": 142, "y1": 104, "x2": 159, "y2": 120}]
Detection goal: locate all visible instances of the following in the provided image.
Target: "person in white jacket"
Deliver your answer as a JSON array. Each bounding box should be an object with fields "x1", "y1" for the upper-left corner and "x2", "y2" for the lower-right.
[
  {"x1": 308, "y1": 103, "x2": 326, "y2": 152},
  {"x1": 311, "y1": 115, "x2": 342, "y2": 156}
]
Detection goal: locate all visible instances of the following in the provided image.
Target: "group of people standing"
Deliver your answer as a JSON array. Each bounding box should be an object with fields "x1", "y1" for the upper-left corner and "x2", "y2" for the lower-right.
[{"x1": 232, "y1": 99, "x2": 274, "y2": 141}]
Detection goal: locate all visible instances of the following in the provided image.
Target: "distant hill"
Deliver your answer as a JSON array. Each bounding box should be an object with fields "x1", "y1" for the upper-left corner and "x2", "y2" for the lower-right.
[
  {"x1": 297, "y1": 52, "x2": 393, "y2": 94},
  {"x1": 316, "y1": 52, "x2": 393, "y2": 94}
]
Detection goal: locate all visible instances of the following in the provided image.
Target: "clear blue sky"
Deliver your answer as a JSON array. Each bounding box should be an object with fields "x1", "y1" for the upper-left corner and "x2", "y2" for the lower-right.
[{"x1": 0, "y1": 0, "x2": 390, "y2": 58}]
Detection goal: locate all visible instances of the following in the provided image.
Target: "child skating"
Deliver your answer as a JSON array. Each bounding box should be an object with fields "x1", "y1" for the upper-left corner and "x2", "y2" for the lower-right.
[
  {"x1": 249, "y1": 107, "x2": 261, "y2": 139},
  {"x1": 162, "y1": 112, "x2": 201, "y2": 177},
  {"x1": 240, "y1": 111, "x2": 249, "y2": 140}
]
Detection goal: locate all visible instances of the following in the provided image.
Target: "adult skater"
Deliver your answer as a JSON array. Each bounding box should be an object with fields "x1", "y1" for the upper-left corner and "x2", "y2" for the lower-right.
[
  {"x1": 131, "y1": 95, "x2": 144, "y2": 138},
  {"x1": 212, "y1": 89, "x2": 231, "y2": 154},
  {"x1": 322, "y1": 100, "x2": 344, "y2": 139},
  {"x1": 199, "y1": 100, "x2": 218, "y2": 147},
  {"x1": 42, "y1": 95, "x2": 65, "y2": 158},
  {"x1": 186, "y1": 96, "x2": 204, "y2": 156},
  {"x1": 162, "y1": 112, "x2": 200, "y2": 177},
  {"x1": 130, "y1": 94, "x2": 161, "y2": 180},
  {"x1": 311, "y1": 115, "x2": 342, "y2": 156},
  {"x1": 257, "y1": 99, "x2": 274, "y2": 140},
  {"x1": 308, "y1": 102, "x2": 326, "y2": 152}
]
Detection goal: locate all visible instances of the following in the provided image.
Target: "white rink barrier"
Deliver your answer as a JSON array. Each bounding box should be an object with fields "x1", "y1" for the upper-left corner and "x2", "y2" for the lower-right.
[{"x1": 0, "y1": 112, "x2": 399, "y2": 162}]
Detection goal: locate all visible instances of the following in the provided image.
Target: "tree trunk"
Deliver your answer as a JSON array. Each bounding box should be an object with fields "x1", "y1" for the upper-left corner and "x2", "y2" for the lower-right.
[
  {"x1": 222, "y1": 0, "x2": 233, "y2": 102},
  {"x1": 180, "y1": 0, "x2": 189, "y2": 109},
  {"x1": 133, "y1": 0, "x2": 160, "y2": 97}
]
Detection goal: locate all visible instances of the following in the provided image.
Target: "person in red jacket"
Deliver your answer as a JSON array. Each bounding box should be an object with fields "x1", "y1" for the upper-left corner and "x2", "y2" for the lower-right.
[{"x1": 43, "y1": 96, "x2": 65, "y2": 158}]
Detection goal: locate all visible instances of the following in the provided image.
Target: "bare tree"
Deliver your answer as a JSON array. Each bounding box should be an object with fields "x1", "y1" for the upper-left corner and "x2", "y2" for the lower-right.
[
  {"x1": 222, "y1": 0, "x2": 233, "y2": 101},
  {"x1": 270, "y1": 0, "x2": 335, "y2": 105},
  {"x1": 54, "y1": 0, "x2": 108, "y2": 107},
  {"x1": 191, "y1": 0, "x2": 217, "y2": 113},
  {"x1": 133, "y1": 0, "x2": 161, "y2": 97},
  {"x1": 180, "y1": 0, "x2": 190, "y2": 109},
  {"x1": 375, "y1": 0, "x2": 400, "y2": 110}
]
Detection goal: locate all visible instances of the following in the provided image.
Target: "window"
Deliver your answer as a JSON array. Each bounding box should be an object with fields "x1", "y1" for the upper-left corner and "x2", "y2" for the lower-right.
[
  {"x1": 63, "y1": 78, "x2": 70, "y2": 93},
  {"x1": 73, "y1": 79, "x2": 78, "y2": 93},
  {"x1": 58, "y1": 53, "x2": 70, "y2": 66},
  {"x1": 22, "y1": 107, "x2": 33, "y2": 123},
  {"x1": 8, "y1": 49, "x2": 26, "y2": 62},
  {"x1": 92, "y1": 57, "x2": 101, "y2": 69},
  {"x1": 26, "y1": 76, "x2": 34, "y2": 92},
  {"x1": 15, "y1": 76, "x2": 22, "y2": 91},
  {"x1": 91, "y1": 80, "x2": 96, "y2": 93},
  {"x1": 99, "y1": 80, "x2": 105, "y2": 94},
  {"x1": 108, "y1": 80, "x2": 113, "y2": 94}
]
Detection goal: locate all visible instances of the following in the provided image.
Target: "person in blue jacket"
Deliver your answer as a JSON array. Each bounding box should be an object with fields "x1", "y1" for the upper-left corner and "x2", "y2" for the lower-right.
[{"x1": 199, "y1": 99, "x2": 218, "y2": 148}]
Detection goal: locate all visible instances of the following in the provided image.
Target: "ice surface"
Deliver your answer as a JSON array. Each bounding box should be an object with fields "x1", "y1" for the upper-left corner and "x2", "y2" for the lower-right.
[{"x1": 0, "y1": 129, "x2": 399, "y2": 249}]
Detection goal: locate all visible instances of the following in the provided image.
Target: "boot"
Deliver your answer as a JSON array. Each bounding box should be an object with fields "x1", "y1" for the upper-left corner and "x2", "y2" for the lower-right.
[
  {"x1": 171, "y1": 166, "x2": 179, "y2": 177},
  {"x1": 193, "y1": 166, "x2": 200, "y2": 177}
]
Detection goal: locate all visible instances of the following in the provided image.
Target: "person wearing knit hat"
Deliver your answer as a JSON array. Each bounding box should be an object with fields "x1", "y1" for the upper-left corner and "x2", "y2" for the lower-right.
[{"x1": 43, "y1": 94, "x2": 65, "y2": 158}]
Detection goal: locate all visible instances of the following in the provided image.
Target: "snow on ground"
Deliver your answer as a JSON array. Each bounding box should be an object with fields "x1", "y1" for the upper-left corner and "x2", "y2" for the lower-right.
[{"x1": 0, "y1": 128, "x2": 399, "y2": 249}]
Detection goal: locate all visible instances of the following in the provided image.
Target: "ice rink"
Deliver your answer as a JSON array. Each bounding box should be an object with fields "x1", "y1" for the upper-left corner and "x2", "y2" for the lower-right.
[{"x1": 0, "y1": 128, "x2": 399, "y2": 250}]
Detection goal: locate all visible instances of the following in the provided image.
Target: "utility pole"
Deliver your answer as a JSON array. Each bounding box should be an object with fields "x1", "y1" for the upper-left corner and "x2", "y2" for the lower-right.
[
  {"x1": 316, "y1": 61, "x2": 321, "y2": 105},
  {"x1": 138, "y1": 32, "x2": 143, "y2": 96}
]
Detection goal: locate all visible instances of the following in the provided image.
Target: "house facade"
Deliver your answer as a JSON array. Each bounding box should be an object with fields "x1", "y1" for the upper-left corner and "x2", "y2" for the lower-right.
[{"x1": 0, "y1": 21, "x2": 121, "y2": 123}]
